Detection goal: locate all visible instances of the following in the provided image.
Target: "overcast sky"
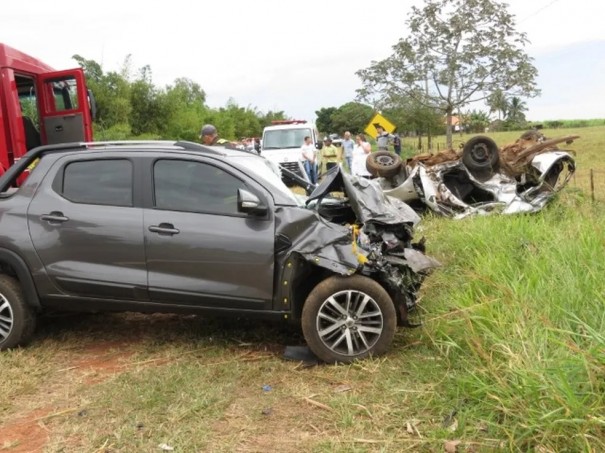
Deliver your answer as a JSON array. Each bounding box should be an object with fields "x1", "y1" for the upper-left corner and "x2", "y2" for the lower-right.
[{"x1": 3, "y1": 0, "x2": 604, "y2": 122}]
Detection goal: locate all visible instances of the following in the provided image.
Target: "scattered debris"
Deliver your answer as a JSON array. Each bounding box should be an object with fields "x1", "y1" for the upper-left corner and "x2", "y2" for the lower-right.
[
  {"x1": 158, "y1": 443, "x2": 174, "y2": 451},
  {"x1": 332, "y1": 384, "x2": 352, "y2": 393},
  {"x1": 261, "y1": 407, "x2": 273, "y2": 416},
  {"x1": 282, "y1": 345, "x2": 320, "y2": 366},
  {"x1": 303, "y1": 397, "x2": 334, "y2": 412},
  {"x1": 261, "y1": 384, "x2": 272, "y2": 392},
  {"x1": 444, "y1": 439, "x2": 462, "y2": 452}
]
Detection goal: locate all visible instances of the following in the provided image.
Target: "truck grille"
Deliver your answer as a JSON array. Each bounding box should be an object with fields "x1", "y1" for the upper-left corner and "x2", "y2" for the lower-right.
[
  {"x1": 280, "y1": 162, "x2": 305, "y2": 177},
  {"x1": 279, "y1": 161, "x2": 308, "y2": 184}
]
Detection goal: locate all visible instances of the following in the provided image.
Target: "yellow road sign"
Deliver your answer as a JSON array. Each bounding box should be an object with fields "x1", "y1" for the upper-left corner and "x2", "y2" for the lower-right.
[{"x1": 364, "y1": 113, "x2": 396, "y2": 139}]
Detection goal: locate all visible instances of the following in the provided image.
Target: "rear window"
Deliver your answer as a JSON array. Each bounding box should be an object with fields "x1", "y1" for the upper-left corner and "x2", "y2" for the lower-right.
[{"x1": 62, "y1": 159, "x2": 133, "y2": 206}]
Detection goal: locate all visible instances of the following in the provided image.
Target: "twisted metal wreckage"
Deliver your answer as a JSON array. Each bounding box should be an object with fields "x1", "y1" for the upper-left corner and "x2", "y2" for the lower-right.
[
  {"x1": 367, "y1": 131, "x2": 578, "y2": 218},
  {"x1": 279, "y1": 166, "x2": 440, "y2": 326}
]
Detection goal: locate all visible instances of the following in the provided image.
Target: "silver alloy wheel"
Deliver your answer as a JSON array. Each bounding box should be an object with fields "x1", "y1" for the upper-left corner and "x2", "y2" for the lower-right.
[
  {"x1": 0, "y1": 294, "x2": 14, "y2": 342},
  {"x1": 316, "y1": 290, "x2": 384, "y2": 357}
]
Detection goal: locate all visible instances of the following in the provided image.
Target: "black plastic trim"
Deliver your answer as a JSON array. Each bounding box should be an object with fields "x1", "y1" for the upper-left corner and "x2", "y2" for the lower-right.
[{"x1": 0, "y1": 248, "x2": 41, "y2": 308}]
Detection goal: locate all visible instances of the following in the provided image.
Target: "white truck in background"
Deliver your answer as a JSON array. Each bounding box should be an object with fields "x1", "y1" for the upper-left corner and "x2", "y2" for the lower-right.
[{"x1": 260, "y1": 120, "x2": 322, "y2": 183}]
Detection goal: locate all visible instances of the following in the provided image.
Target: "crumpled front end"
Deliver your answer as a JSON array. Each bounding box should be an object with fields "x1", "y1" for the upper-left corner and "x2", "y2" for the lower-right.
[{"x1": 277, "y1": 166, "x2": 439, "y2": 325}]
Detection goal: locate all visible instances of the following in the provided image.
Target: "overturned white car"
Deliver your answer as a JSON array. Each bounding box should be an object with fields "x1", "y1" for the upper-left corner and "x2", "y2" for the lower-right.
[{"x1": 367, "y1": 132, "x2": 578, "y2": 218}]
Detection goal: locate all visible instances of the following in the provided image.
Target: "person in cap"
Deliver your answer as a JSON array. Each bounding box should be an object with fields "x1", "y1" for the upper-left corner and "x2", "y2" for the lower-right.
[
  {"x1": 199, "y1": 124, "x2": 229, "y2": 146},
  {"x1": 319, "y1": 136, "x2": 340, "y2": 176}
]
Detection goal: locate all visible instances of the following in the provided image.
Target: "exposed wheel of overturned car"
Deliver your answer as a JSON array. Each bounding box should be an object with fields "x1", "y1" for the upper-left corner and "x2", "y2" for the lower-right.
[
  {"x1": 301, "y1": 275, "x2": 396, "y2": 363},
  {"x1": 366, "y1": 151, "x2": 402, "y2": 178},
  {"x1": 462, "y1": 136, "x2": 500, "y2": 180}
]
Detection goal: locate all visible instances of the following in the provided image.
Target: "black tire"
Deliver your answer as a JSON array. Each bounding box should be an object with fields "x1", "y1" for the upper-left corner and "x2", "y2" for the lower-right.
[
  {"x1": 462, "y1": 136, "x2": 500, "y2": 180},
  {"x1": 0, "y1": 275, "x2": 36, "y2": 350},
  {"x1": 301, "y1": 275, "x2": 396, "y2": 363},
  {"x1": 366, "y1": 151, "x2": 402, "y2": 178}
]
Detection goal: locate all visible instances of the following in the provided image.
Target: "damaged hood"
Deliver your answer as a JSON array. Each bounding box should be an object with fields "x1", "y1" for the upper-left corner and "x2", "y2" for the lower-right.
[{"x1": 308, "y1": 166, "x2": 421, "y2": 226}]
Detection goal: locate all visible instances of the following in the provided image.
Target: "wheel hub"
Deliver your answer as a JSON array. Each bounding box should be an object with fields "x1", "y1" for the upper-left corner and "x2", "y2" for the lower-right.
[
  {"x1": 0, "y1": 294, "x2": 14, "y2": 342},
  {"x1": 376, "y1": 156, "x2": 395, "y2": 166},
  {"x1": 470, "y1": 144, "x2": 489, "y2": 162},
  {"x1": 316, "y1": 290, "x2": 384, "y2": 357}
]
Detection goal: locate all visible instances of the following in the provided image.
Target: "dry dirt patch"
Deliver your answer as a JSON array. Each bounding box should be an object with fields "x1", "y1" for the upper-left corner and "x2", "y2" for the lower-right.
[{"x1": 0, "y1": 337, "x2": 144, "y2": 451}]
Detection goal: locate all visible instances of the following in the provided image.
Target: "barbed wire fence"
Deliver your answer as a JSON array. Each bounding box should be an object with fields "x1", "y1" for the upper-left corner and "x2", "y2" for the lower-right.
[{"x1": 571, "y1": 169, "x2": 604, "y2": 203}]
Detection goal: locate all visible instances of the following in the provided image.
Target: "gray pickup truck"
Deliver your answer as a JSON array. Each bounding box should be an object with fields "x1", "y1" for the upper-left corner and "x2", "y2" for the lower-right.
[{"x1": 0, "y1": 141, "x2": 437, "y2": 363}]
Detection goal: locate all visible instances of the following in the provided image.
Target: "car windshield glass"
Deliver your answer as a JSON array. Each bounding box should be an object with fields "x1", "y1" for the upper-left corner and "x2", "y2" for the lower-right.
[
  {"x1": 230, "y1": 156, "x2": 303, "y2": 206},
  {"x1": 263, "y1": 128, "x2": 312, "y2": 149}
]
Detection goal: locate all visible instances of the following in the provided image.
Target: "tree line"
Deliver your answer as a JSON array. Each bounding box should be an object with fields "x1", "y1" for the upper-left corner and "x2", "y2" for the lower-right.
[{"x1": 73, "y1": 55, "x2": 287, "y2": 142}]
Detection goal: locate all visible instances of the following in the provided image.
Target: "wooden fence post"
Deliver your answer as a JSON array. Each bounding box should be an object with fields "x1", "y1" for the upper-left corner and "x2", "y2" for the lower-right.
[{"x1": 590, "y1": 169, "x2": 595, "y2": 202}]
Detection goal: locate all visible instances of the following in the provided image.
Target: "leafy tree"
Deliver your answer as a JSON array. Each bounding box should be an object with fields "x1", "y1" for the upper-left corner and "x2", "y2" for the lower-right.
[
  {"x1": 488, "y1": 89, "x2": 510, "y2": 120},
  {"x1": 464, "y1": 109, "x2": 491, "y2": 133},
  {"x1": 217, "y1": 99, "x2": 263, "y2": 140},
  {"x1": 72, "y1": 54, "x2": 103, "y2": 84},
  {"x1": 72, "y1": 55, "x2": 131, "y2": 129},
  {"x1": 330, "y1": 102, "x2": 374, "y2": 135},
  {"x1": 72, "y1": 54, "x2": 290, "y2": 140},
  {"x1": 162, "y1": 78, "x2": 209, "y2": 140},
  {"x1": 315, "y1": 107, "x2": 337, "y2": 134},
  {"x1": 507, "y1": 96, "x2": 527, "y2": 123},
  {"x1": 356, "y1": 0, "x2": 540, "y2": 148},
  {"x1": 258, "y1": 110, "x2": 288, "y2": 129}
]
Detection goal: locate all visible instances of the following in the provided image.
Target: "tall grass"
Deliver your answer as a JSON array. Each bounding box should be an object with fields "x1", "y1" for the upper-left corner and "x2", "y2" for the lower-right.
[{"x1": 420, "y1": 194, "x2": 605, "y2": 450}]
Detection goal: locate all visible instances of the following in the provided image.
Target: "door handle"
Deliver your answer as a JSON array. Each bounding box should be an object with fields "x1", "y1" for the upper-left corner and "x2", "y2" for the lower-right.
[
  {"x1": 148, "y1": 223, "x2": 180, "y2": 236},
  {"x1": 40, "y1": 211, "x2": 69, "y2": 224}
]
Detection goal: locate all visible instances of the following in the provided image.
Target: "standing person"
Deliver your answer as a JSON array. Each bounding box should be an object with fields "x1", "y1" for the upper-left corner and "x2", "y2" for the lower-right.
[
  {"x1": 243, "y1": 137, "x2": 257, "y2": 153},
  {"x1": 393, "y1": 133, "x2": 402, "y2": 156},
  {"x1": 375, "y1": 124, "x2": 394, "y2": 151},
  {"x1": 300, "y1": 135, "x2": 318, "y2": 183},
  {"x1": 320, "y1": 136, "x2": 340, "y2": 175},
  {"x1": 341, "y1": 131, "x2": 355, "y2": 172},
  {"x1": 199, "y1": 124, "x2": 229, "y2": 146},
  {"x1": 351, "y1": 134, "x2": 372, "y2": 178}
]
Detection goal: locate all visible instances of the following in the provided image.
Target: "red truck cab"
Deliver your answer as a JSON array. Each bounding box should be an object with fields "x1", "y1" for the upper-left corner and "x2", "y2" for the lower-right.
[{"x1": 0, "y1": 43, "x2": 93, "y2": 175}]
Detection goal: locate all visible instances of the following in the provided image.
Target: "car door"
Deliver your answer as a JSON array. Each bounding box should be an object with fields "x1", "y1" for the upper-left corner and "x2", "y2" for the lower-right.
[
  {"x1": 36, "y1": 69, "x2": 93, "y2": 144},
  {"x1": 143, "y1": 156, "x2": 275, "y2": 310},
  {"x1": 27, "y1": 155, "x2": 147, "y2": 301}
]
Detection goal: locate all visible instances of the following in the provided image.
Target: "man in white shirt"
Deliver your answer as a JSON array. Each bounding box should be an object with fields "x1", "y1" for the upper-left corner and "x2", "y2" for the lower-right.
[
  {"x1": 341, "y1": 131, "x2": 355, "y2": 172},
  {"x1": 300, "y1": 136, "x2": 318, "y2": 183}
]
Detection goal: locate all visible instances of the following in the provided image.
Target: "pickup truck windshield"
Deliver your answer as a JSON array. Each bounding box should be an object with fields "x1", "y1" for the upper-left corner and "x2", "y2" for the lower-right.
[{"x1": 262, "y1": 128, "x2": 312, "y2": 150}]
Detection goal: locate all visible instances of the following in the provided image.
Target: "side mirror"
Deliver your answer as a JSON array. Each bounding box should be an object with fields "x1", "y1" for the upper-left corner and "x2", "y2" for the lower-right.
[
  {"x1": 237, "y1": 189, "x2": 268, "y2": 216},
  {"x1": 316, "y1": 141, "x2": 324, "y2": 150}
]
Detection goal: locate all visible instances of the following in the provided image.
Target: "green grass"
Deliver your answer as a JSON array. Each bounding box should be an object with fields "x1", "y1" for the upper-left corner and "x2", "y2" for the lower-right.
[
  {"x1": 419, "y1": 196, "x2": 605, "y2": 451},
  {"x1": 0, "y1": 129, "x2": 604, "y2": 451}
]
